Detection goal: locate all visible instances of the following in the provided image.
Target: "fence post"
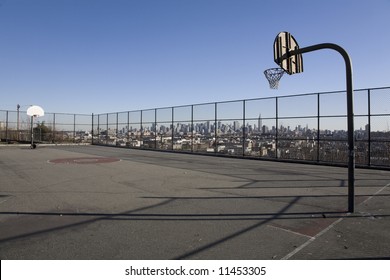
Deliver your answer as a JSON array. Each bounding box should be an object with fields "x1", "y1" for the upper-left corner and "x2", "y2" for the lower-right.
[
  {"x1": 91, "y1": 113, "x2": 94, "y2": 145},
  {"x1": 317, "y1": 93, "x2": 320, "y2": 162},
  {"x1": 368, "y1": 89, "x2": 371, "y2": 166},
  {"x1": 171, "y1": 107, "x2": 174, "y2": 151},
  {"x1": 97, "y1": 114, "x2": 100, "y2": 144},
  {"x1": 191, "y1": 105, "x2": 194, "y2": 153},
  {"x1": 243, "y1": 100, "x2": 246, "y2": 157},
  {"x1": 73, "y1": 114, "x2": 76, "y2": 143},
  {"x1": 17, "y1": 105, "x2": 20, "y2": 141},
  {"x1": 127, "y1": 111, "x2": 130, "y2": 146},
  {"x1": 5, "y1": 110, "x2": 8, "y2": 142},
  {"x1": 106, "y1": 114, "x2": 109, "y2": 145},
  {"x1": 116, "y1": 112, "x2": 119, "y2": 146},
  {"x1": 214, "y1": 102, "x2": 217, "y2": 153},
  {"x1": 53, "y1": 113, "x2": 56, "y2": 144},
  {"x1": 275, "y1": 97, "x2": 279, "y2": 159},
  {"x1": 154, "y1": 108, "x2": 157, "y2": 149},
  {"x1": 140, "y1": 110, "x2": 143, "y2": 148}
]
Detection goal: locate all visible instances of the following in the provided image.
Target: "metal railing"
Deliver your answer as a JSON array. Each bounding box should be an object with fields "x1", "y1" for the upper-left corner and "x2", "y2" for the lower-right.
[
  {"x1": 0, "y1": 111, "x2": 92, "y2": 144},
  {"x1": 92, "y1": 87, "x2": 390, "y2": 168}
]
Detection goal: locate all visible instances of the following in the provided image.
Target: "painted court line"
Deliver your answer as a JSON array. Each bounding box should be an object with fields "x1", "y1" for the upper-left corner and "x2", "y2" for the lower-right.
[
  {"x1": 281, "y1": 216, "x2": 346, "y2": 260},
  {"x1": 361, "y1": 182, "x2": 390, "y2": 204},
  {"x1": 281, "y1": 182, "x2": 390, "y2": 260},
  {"x1": 267, "y1": 224, "x2": 313, "y2": 239}
]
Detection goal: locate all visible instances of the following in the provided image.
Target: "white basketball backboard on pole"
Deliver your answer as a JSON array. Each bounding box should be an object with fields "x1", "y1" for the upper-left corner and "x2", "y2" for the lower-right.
[
  {"x1": 27, "y1": 105, "x2": 45, "y2": 149},
  {"x1": 269, "y1": 31, "x2": 355, "y2": 213},
  {"x1": 27, "y1": 105, "x2": 45, "y2": 117}
]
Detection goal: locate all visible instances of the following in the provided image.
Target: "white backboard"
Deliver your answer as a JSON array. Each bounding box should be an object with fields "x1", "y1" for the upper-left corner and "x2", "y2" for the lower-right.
[
  {"x1": 274, "y1": 31, "x2": 303, "y2": 75},
  {"x1": 27, "y1": 105, "x2": 45, "y2": 117}
]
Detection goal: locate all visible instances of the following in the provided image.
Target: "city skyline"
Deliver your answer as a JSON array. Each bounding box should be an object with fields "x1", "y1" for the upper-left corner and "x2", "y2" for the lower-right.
[{"x1": 2, "y1": 86, "x2": 390, "y2": 133}]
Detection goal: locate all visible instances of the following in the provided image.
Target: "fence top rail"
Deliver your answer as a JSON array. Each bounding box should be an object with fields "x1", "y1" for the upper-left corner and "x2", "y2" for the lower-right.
[
  {"x1": 0, "y1": 110, "x2": 92, "y2": 116},
  {"x1": 92, "y1": 86, "x2": 390, "y2": 116},
  {"x1": 1, "y1": 86, "x2": 389, "y2": 116}
]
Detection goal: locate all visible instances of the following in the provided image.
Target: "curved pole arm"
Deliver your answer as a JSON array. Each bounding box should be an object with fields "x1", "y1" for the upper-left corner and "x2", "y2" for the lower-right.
[{"x1": 286, "y1": 43, "x2": 355, "y2": 213}]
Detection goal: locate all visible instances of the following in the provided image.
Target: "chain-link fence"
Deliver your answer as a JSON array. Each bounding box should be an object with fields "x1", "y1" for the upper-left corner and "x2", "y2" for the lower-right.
[
  {"x1": 2, "y1": 87, "x2": 389, "y2": 168},
  {"x1": 0, "y1": 111, "x2": 92, "y2": 144},
  {"x1": 92, "y1": 87, "x2": 390, "y2": 168}
]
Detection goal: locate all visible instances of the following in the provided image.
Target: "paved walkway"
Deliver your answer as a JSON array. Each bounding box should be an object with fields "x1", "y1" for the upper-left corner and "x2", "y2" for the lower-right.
[{"x1": 0, "y1": 145, "x2": 389, "y2": 259}]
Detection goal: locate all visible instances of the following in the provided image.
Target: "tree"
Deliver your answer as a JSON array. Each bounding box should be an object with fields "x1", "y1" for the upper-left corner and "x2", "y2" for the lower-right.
[{"x1": 33, "y1": 121, "x2": 52, "y2": 142}]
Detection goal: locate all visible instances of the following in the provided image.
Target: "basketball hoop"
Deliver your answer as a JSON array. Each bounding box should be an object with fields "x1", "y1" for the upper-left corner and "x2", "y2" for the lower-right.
[
  {"x1": 27, "y1": 105, "x2": 45, "y2": 149},
  {"x1": 27, "y1": 105, "x2": 45, "y2": 118},
  {"x1": 264, "y1": 68, "x2": 285, "y2": 89}
]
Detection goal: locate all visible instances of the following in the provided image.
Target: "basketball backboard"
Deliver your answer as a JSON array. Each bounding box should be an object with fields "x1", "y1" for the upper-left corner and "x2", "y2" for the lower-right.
[
  {"x1": 27, "y1": 105, "x2": 44, "y2": 117},
  {"x1": 274, "y1": 31, "x2": 303, "y2": 75}
]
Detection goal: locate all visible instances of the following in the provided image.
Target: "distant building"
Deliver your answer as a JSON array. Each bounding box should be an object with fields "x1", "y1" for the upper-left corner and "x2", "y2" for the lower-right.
[{"x1": 258, "y1": 114, "x2": 262, "y2": 133}]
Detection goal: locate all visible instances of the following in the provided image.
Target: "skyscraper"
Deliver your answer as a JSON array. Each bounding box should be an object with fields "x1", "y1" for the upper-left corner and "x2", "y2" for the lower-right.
[{"x1": 258, "y1": 114, "x2": 262, "y2": 133}]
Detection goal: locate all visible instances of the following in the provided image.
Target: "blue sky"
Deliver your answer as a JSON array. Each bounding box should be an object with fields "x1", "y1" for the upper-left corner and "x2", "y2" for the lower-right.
[{"x1": 0, "y1": 0, "x2": 389, "y2": 114}]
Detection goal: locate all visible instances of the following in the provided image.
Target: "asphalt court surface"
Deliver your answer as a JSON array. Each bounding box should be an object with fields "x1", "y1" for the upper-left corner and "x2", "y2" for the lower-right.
[{"x1": 0, "y1": 145, "x2": 389, "y2": 259}]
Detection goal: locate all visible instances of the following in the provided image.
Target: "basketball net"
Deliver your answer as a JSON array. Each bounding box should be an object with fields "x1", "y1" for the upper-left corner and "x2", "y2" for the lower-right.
[{"x1": 264, "y1": 68, "x2": 285, "y2": 89}]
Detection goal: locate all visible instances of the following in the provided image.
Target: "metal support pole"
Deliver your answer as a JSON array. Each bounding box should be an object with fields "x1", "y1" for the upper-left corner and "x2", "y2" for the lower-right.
[
  {"x1": 97, "y1": 114, "x2": 100, "y2": 144},
  {"x1": 5, "y1": 110, "x2": 9, "y2": 142},
  {"x1": 30, "y1": 115, "x2": 34, "y2": 148},
  {"x1": 214, "y1": 102, "x2": 217, "y2": 153},
  {"x1": 116, "y1": 112, "x2": 119, "y2": 145},
  {"x1": 17, "y1": 104, "x2": 20, "y2": 141},
  {"x1": 317, "y1": 93, "x2": 321, "y2": 162},
  {"x1": 106, "y1": 114, "x2": 109, "y2": 145},
  {"x1": 154, "y1": 109, "x2": 157, "y2": 149},
  {"x1": 275, "y1": 97, "x2": 278, "y2": 159},
  {"x1": 73, "y1": 114, "x2": 76, "y2": 143},
  {"x1": 242, "y1": 100, "x2": 246, "y2": 157},
  {"x1": 367, "y1": 89, "x2": 371, "y2": 166},
  {"x1": 53, "y1": 113, "x2": 56, "y2": 143},
  {"x1": 140, "y1": 110, "x2": 143, "y2": 147},
  {"x1": 127, "y1": 111, "x2": 130, "y2": 146},
  {"x1": 288, "y1": 43, "x2": 355, "y2": 212},
  {"x1": 191, "y1": 105, "x2": 194, "y2": 153},
  {"x1": 171, "y1": 107, "x2": 174, "y2": 151},
  {"x1": 91, "y1": 113, "x2": 94, "y2": 144}
]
